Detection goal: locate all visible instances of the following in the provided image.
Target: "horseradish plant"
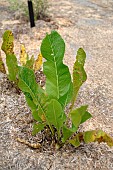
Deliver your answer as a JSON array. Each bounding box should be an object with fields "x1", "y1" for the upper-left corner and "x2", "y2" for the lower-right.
[{"x1": 1, "y1": 30, "x2": 113, "y2": 149}]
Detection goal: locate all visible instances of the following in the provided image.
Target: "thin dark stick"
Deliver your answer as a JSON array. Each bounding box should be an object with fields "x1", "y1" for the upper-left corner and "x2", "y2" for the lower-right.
[{"x1": 28, "y1": 0, "x2": 35, "y2": 27}]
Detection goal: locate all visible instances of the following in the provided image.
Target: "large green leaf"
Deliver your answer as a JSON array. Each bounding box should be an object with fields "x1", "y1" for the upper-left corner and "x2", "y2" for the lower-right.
[
  {"x1": 72, "y1": 105, "x2": 92, "y2": 124},
  {"x1": 70, "y1": 105, "x2": 92, "y2": 128},
  {"x1": 46, "y1": 99, "x2": 66, "y2": 134},
  {"x1": 18, "y1": 67, "x2": 48, "y2": 122},
  {"x1": 70, "y1": 48, "x2": 87, "y2": 110},
  {"x1": 6, "y1": 54, "x2": 18, "y2": 82},
  {"x1": 41, "y1": 31, "x2": 65, "y2": 61},
  {"x1": 41, "y1": 31, "x2": 72, "y2": 107},
  {"x1": 18, "y1": 67, "x2": 38, "y2": 104}
]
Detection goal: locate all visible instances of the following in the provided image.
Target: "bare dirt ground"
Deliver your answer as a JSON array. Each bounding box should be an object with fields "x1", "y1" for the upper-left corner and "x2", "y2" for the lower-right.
[{"x1": 0, "y1": 0, "x2": 113, "y2": 169}]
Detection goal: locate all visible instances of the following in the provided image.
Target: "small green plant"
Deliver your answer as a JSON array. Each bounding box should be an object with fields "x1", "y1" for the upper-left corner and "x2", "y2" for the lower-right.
[
  {"x1": 1, "y1": 30, "x2": 113, "y2": 149},
  {"x1": 32, "y1": 0, "x2": 49, "y2": 20},
  {"x1": 8, "y1": 0, "x2": 49, "y2": 21}
]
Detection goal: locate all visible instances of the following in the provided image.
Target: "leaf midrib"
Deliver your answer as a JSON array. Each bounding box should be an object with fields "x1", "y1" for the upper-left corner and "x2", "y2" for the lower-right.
[
  {"x1": 20, "y1": 77, "x2": 53, "y2": 130},
  {"x1": 19, "y1": 77, "x2": 38, "y2": 103},
  {"x1": 48, "y1": 36, "x2": 59, "y2": 99}
]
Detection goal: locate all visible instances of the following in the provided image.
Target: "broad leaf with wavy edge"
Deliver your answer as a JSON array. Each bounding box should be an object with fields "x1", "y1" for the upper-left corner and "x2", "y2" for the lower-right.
[
  {"x1": 70, "y1": 48, "x2": 87, "y2": 110},
  {"x1": 41, "y1": 31, "x2": 72, "y2": 107},
  {"x1": 18, "y1": 67, "x2": 46, "y2": 119},
  {"x1": 18, "y1": 66, "x2": 39, "y2": 105},
  {"x1": 70, "y1": 105, "x2": 92, "y2": 128},
  {"x1": 18, "y1": 66, "x2": 54, "y2": 134}
]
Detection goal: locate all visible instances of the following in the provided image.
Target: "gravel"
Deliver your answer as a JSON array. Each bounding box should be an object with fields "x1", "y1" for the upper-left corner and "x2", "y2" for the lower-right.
[{"x1": 0, "y1": 0, "x2": 113, "y2": 169}]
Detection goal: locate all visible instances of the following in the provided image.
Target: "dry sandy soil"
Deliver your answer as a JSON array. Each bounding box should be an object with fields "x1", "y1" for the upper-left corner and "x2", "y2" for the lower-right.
[{"x1": 0, "y1": 0, "x2": 113, "y2": 169}]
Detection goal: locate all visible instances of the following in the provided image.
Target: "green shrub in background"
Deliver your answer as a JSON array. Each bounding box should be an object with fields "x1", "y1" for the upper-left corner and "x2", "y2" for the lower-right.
[
  {"x1": 8, "y1": 0, "x2": 49, "y2": 21},
  {"x1": 32, "y1": 0, "x2": 49, "y2": 20}
]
